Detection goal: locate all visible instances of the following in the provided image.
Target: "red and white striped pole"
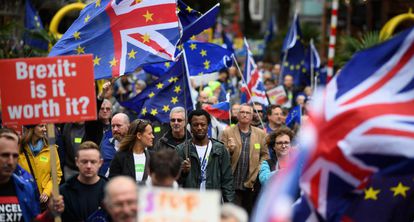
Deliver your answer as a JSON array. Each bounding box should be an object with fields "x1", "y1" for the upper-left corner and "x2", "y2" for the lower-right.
[{"x1": 327, "y1": 0, "x2": 339, "y2": 82}]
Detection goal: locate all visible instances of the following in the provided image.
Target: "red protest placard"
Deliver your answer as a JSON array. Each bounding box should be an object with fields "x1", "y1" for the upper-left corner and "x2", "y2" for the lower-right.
[{"x1": 0, "y1": 55, "x2": 97, "y2": 126}]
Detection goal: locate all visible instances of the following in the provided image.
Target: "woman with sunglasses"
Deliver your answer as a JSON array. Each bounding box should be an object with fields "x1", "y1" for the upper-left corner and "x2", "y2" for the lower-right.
[
  {"x1": 258, "y1": 127, "x2": 295, "y2": 185},
  {"x1": 108, "y1": 119, "x2": 154, "y2": 183},
  {"x1": 18, "y1": 124, "x2": 63, "y2": 208}
]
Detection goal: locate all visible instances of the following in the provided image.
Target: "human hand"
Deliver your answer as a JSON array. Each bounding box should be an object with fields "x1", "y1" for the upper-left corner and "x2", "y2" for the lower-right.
[
  {"x1": 228, "y1": 137, "x2": 236, "y2": 153},
  {"x1": 181, "y1": 158, "x2": 191, "y2": 173},
  {"x1": 48, "y1": 194, "x2": 64, "y2": 214},
  {"x1": 40, "y1": 193, "x2": 49, "y2": 203},
  {"x1": 99, "y1": 82, "x2": 111, "y2": 99}
]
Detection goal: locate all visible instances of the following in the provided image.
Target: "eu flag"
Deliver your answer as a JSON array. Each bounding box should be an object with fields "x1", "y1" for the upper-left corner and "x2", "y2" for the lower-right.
[
  {"x1": 264, "y1": 15, "x2": 276, "y2": 45},
  {"x1": 343, "y1": 175, "x2": 414, "y2": 222},
  {"x1": 301, "y1": 40, "x2": 321, "y2": 86},
  {"x1": 144, "y1": 41, "x2": 233, "y2": 76},
  {"x1": 223, "y1": 33, "x2": 235, "y2": 55},
  {"x1": 24, "y1": 0, "x2": 48, "y2": 50},
  {"x1": 281, "y1": 13, "x2": 302, "y2": 52},
  {"x1": 180, "y1": 3, "x2": 220, "y2": 44},
  {"x1": 285, "y1": 105, "x2": 301, "y2": 127},
  {"x1": 280, "y1": 13, "x2": 306, "y2": 86},
  {"x1": 49, "y1": 0, "x2": 180, "y2": 80},
  {"x1": 184, "y1": 41, "x2": 233, "y2": 76},
  {"x1": 120, "y1": 58, "x2": 193, "y2": 123},
  {"x1": 177, "y1": 0, "x2": 202, "y2": 27},
  {"x1": 142, "y1": 60, "x2": 176, "y2": 78}
]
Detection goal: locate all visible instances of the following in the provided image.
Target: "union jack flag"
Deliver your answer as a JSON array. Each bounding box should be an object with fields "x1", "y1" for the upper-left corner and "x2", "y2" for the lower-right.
[
  {"x1": 49, "y1": 0, "x2": 180, "y2": 80},
  {"x1": 241, "y1": 39, "x2": 269, "y2": 106},
  {"x1": 295, "y1": 28, "x2": 414, "y2": 221}
]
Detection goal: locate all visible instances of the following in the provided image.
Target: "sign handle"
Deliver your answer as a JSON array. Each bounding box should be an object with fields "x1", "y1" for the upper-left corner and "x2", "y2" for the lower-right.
[{"x1": 47, "y1": 124, "x2": 62, "y2": 222}]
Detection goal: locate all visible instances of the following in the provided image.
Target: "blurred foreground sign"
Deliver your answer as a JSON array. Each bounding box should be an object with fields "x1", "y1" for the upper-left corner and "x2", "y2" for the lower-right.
[
  {"x1": 139, "y1": 187, "x2": 220, "y2": 222},
  {"x1": 0, "y1": 55, "x2": 96, "y2": 126}
]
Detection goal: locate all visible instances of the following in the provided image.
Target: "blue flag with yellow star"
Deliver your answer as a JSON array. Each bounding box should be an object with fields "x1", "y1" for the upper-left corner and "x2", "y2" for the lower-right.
[
  {"x1": 280, "y1": 13, "x2": 306, "y2": 86},
  {"x1": 184, "y1": 40, "x2": 233, "y2": 76},
  {"x1": 49, "y1": 0, "x2": 180, "y2": 80},
  {"x1": 121, "y1": 58, "x2": 193, "y2": 123},
  {"x1": 285, "y1": 105, "x2": 301, "y2": 128},
  {"x1": 264, "y1": 15, "x2": 276, "y2": 45},
  {"x1": 299, "y1": 40, "x2": 321, "y2": 86},
  {"x1": 177, "y1": 0, "x2": 202, "y2": 27},
  {"x1": 342, "y1": 174, "x2": 414, "y2": 221},
  {"x1": 180, "y1": 3, "x2": 220, "y2": 44},
  {"x1": 142, "y1": 60, "x2": 176, "y2": 77},
  {"x1": 24, "y1": 0, "x2": 48, "y2": 50},
  {"x1": 143, "y1": 41, "x2": 233, "y2": 76}
]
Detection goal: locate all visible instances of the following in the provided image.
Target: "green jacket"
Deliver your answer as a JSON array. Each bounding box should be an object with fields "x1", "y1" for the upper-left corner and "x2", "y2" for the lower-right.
[{"x1": 176, "y1": 139, "x2": 235, "y2": 202}]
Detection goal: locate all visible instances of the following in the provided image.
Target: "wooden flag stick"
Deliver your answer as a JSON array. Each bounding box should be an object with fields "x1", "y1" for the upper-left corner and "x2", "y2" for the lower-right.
[{"x1": 47, "y1": 123, "x2": 61, "y2": 222}]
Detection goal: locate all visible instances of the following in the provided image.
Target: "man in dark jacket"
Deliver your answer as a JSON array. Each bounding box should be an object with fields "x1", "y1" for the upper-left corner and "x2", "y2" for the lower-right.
[
  {"x1": 176, "y1": 109, "x2": 234, "y2": 202},
  {"x1": 154, "y1": 106, "x2": 191, "y2": 151},
  {"x1": 60, "y1": 141, "x2": 107, "y2": 221}
]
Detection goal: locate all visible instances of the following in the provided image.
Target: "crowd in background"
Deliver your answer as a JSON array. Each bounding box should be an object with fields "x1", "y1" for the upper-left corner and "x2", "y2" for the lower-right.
[{"x1": 0, "y1": 60, "x2": 313, "y2": 222}]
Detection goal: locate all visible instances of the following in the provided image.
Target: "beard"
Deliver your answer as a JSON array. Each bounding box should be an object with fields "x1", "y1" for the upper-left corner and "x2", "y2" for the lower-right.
[{"x1": 193, "y1": 132, "x2": 207, "y2": 141}]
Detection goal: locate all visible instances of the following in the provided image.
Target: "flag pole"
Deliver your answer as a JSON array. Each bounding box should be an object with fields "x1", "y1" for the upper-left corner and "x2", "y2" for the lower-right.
[
  {"x1": 46, "y1": 124, "x2": 61, "y2": 222},
  {"x1": 310, "y1": 38, "x2": 315, "y2": 91},
  {"x1": 182, "y1": 47, "x2": 198, "y2": 160},
  {"x1": 278, "y1": 50, "x2": 289, "y2": 85},
  {"x1": 182, "y1": 49, "x2": 197, "y2": 110},
  {"x1": 226, "y1": 92, "x2": 232, "y2": 126},
  {"x1": 231, "y1": 54, "x2": 265, "y2": 129},
  {"x1": 327, "y1": 0, "x2": 339, "y2": 82}
]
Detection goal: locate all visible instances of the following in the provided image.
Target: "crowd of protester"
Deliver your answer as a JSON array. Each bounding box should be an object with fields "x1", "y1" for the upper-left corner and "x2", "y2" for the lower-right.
[{"x1": 0, "y1": 61, "x2": 311, "y2": 221}]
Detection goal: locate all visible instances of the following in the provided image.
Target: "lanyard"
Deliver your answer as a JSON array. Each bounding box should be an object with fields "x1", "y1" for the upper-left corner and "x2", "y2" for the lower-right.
[
  {"x1": 199, "y1": 141, "x2": 211, "y2": 170},
  {"x1": 196, "y1": 141, "x2": 211, "y2": 185}
]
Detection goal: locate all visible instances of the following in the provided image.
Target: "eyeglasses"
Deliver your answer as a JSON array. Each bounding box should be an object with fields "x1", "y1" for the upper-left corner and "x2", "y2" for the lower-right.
[
  {"x1": 170, "y1": 118, "x2": 183, "y2": 123},
  {"x1": 276, "y1": 141, "x2": 290, "y2": 146},
  {"x1": 100, "y1": 107, "x2": 111, "y2": 111},
  {"x1": 256, "y1": 110, "x2": 263, "y2": 113}
]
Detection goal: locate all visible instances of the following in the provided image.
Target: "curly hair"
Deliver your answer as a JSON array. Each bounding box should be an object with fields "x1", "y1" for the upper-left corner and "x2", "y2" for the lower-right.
[{"x1": 266, "y1": 127, "x2": 294, "y2": 151}]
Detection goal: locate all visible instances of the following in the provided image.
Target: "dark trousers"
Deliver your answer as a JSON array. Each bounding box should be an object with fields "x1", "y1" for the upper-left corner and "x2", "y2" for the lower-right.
[{"x1": 234, "y1": 189, "x2": 257, "y2": 216}]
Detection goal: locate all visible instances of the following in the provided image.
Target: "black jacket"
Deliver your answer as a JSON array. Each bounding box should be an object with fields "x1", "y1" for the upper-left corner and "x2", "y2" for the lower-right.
[
  {"x1": 176, "y1": 139, "x2": 235, "y2": 202},
  {"x1": 153, "y1": 129, "x2": 192, "y2": 151},
  {"x1": 108, "y1": 149, "x2": 152, "y2": 182}
]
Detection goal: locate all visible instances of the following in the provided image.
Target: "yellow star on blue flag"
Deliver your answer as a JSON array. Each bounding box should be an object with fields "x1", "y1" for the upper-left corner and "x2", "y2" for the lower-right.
[{"x1": 120, "y1": 58, "x2": 193, "y2": 123}]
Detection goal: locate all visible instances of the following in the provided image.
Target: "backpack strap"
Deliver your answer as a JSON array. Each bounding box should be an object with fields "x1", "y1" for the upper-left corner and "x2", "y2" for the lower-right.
[{"x1": 266, "y1": 158, "x2": 277, "y2": 171}]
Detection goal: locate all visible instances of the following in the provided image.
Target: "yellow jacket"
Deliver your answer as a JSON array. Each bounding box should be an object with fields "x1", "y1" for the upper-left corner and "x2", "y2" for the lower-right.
[{"x1": 18, "y1": 144, "x2": 62, "y2": 197}]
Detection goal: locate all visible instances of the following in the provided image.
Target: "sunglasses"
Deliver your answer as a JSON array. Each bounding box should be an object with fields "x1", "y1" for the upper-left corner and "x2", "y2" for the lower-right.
[
  {"x1": 170, "y1": 118, "x2": 184, "y2": 123},
  {"x1": 131, "y1": 119, "x2": 150, "y2": 134}
]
